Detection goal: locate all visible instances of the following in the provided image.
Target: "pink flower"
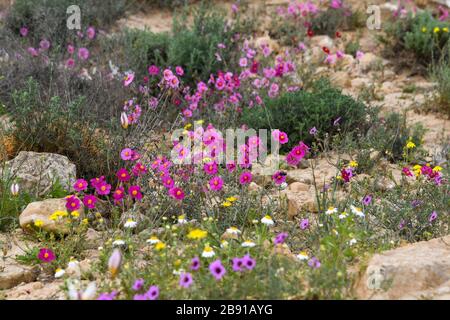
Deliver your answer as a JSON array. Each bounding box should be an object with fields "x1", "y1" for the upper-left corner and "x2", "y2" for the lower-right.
[
  {"x1": 113, "y1": 187, "x2": 125, "y2": 204},
  {"x1": 209, "y1": 260, "x2": 226, "y2": 280},
  {"x1": 39, "y1": 39, "x2": 51, "y2": 50},
  {"x1": 356, "y1": 50, "x2": 364, "y2": 60},
  {"x1": 148, "y1": 65, "x2": 160, "y2": 75},
  {"x1": 86, "y1": 26, "x2": 96, "y2": 39},
  {"x1": 239, "y1": 171, "x2": 252, "y2": 185},
  {"x1": 163, "y1": 69, "x2": 174, "y2": 81},
  {"x1": 226, "y1": 162, "x2": 236, "y2": 173},
  {"x1": 341, "y1": 168, "x2": 353, "y2": 183},
  {"x1": 90, "y1": 176, "x2": 105, "y2": 189},
  {"x1": 129, "y1": 185, "x2": 143, "y2": 200},
  {"x1": 132, "y1": 162, "x2": 147, "y2": 176},
  {"x1": 272, "y1": 171, "x2": 286, "y2": 185},
  {"x1": 67, "y1": 44, "x2": 75, "y2": 54},
  {"x1": 169, "y1": 187, "x2": 185, "y2": 200},
  {"x1": 402, "y1": 167, "x2": 413, "y2": 177},
  {"x1": 96, "y1": 182, "x2": 112, "y2": 196},
  {"x1": 272, "y1": 130, "x2": 289, "y2": 144},
  {"x1": 38, "y1": 248, "x2": 55, "y2": 263},
  {"x1": 209, "y1": 176, "x2": 224, "y2": 191},
  {"x1": 73, "y1": 179, "x2": 88, "y2": 192},
  {"x1": 65, "y1": 58, "x2": 75, "y2": 68},
  {"x1": 121, "y1": 148, "x2": 133, "y2": 161},
  {"x1": 203, "y1": 162, "x2": 218, "y2": 175},
  {"x1": 239, "y1": 57, "x2": 248, "y2": 67},
  {"x1": 162, "y1": 175, "x2": 175, "y2": 189},
  {"x1": 83, "y1": 195, "x2": 97, "y2": 209},
  {"x1": 78, "y1": 47, "x2": 90, "y2": 60},
  {"x1": 117, "y1": 168, "x2": 131, "y2": 182},
  {"x1": 66, "y1": 195, "x2": 81, "y2": 211},
  {"x1": 291, "y1": 145, "x2": 306, "y2": 160},
  {"x1": 27, "y1": 47, "x2": 38, "y2": 57},
  {"x1": 175, "y1": 66, "x2": 184, "y2": 76},
  {"x1": 19, "y1": 26, "x2": 28, "y2": 37},
  {"x1": 123, "y1": 73, "x2": 135, "y2": 87}
]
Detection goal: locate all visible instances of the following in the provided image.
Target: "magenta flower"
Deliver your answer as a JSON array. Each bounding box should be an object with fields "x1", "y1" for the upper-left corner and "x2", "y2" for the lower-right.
[
  {"x1": 341, "y1": 168, "x2": 353, "y2": 183},
  {"x1": 291, "y1": 145, "x2": 306, "y2": 160},
  {"x1": 272, "y1": 171, "x2": 286, "y2": 185},
  {"x1": 175, "y1": 66, "x2": 184, "y2": 76},
  {"x1": 27, "y1": 47, "x2": 38, "y2": 57},
  {"x1": 86, "y1": 26, "x2": 96, "y2": 39},
  {"x1": 272, "y1": 130, "x2": 289, "y2": 145},
  {"x1": 39, "y1": 39, "x2": 50, "y2": 50},
  {"x1": 239, "y1": 171, "x2": 252, "y2": 185},
  {"x1": 162, "y1": 175, "x2": 175, "y2": 189},
  {"x1": 38, "y1": 248, "x2": 55, "y2": 263},
  {"x1": 97, "y1": 291, "x2": 117, "y2": 300},
  {"x1": 169, "y1": 187, "x2": 185, "y2": 201},
  {"x1": 96, "y1": 182, "x2": 111, "y2": 196},
  {"x1": 113, "y1": 187, "x2": 125, "y2": 204},
  {"x1": 203, "y1": 162, "x2": 218, "y2": 175},
  {"x1": 83, "y1": 195, "x2": 97, "y2": 209},
  {"x1": 121, "y1": 148, "x2": 133, "y2": 161},
  {"x1": 132, "y1": 162, "x2": 147, "y2": 176},
  {"x1": 73, "y1": 179, "x2": 88, "y2": 192},
  {"x1": 363, "y1": 195, "x2": 372, "y2": 206},
  {"x1": 145, "y1": 285, "x2": 159, "y2": 300},
  {"x1": 89, "y1": 176, "x2": 105, "y2": 189},
  {"x1": 148, "y1": 65, "x2": 160, "y2": 75},
  {"x1": 190, "y1": 257, "x2": 200, "y2": 271},
  {"x1": 78, "y1": 47, "x2": 90, "y2": 60},
  {"x1": 66, "y1": 195, "x2": 81, "y2": 211},
  {"x1": 209, "y1": 260, "x2": 226, "y2": 280},
  {"x1": 209, "y1": 176, "x2": 224, "y2": 191},
  {"x1": 226, "y1": 162, "x2": 236, "y2": 173},
  {"x1": 19, "y1": 26, "x2": 28, "y2": 37},
  {"x1": 65, "y1": 58, "x2": 75, "y2": 68},
  {"x1": 129, "y1": 185, "x2": 143, "y2": 200},
  {"x1": 132, "y1": 278, "x2": 145, "y2": 291},
  {"x1": 123, "y1": 73, "x2": 135, "y2": 87},
  {"x1": 179, "y1": 272, "x2": 193, "y2": 288},
  {"x1": 117, "y1": 168, "x2": 131, "y2": 182},
  {"x1": 242, "y1": 254, "x2": 256, "y2": 271},
  {"x1": 67, "y1": 44, "x2": 75, "y2": 54}
]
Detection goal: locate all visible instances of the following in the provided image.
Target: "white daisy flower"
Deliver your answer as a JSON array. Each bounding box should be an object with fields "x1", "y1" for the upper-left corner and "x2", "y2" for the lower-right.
[
  {"x1": 280, "y1": 182, "x2": 288, "y2": 190},
  {"x1": 261, "y1": 215, "x2": 274, "y2": 226},
  {"x1": 296, "y1": 251, "x2": 309, "y2": 261},
  {"x1": 349, "y1": 238, "x2": 357, "y2": 246},
  {"x1": 350, "y1": 205, "x2": 365, "y2": 218},
  {"x1": 338, "y1": 212, "x2": 348, "y2": 220},
  {"x1": 202, "y1": 245, "x2": 215, "y2": 258},
  {"x1": 112, "y1": 239, "x2": 126, "y2": 247},
  {"x1": 54, "y1": 268, "x2": 66, "y2": 278},
  {"x1": 172, "y1": 268, "x2": 185, "y2": 276},
  {"x1": 146, "y1": 236, "x2": 160, "y2": 244},
  {"x1": 124, "y1": 219, "x2": 137, "y2": 229},
  {"x1": 67, "y1": 260, "x2": 79, "y2": 269},
  {"x1": 226, "y1": 226, "x2": 241, "y2": 235},
  {"x1": 241, "y1": 240, "x2": 256, "y2": 248},
  {"x1": 326, "y1": 207, "x2": 338, "y2": 215},
  {"x1": 177, "y1": 215, "x2": 187, "y2": 224}
]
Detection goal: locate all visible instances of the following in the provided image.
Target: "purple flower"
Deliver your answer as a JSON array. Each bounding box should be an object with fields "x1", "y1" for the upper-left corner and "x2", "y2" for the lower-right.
[
  {"x1": 19, "y1": 26, "x2": 28, "y2": 37},
  {"x1": 132, "y1": 278, "x2": 145, "y2": 291},
  {"x1": 242, "y1": 254, "x2": 256, "y2": 271},
  {"x1": 333, "y1": 117, "x2": 341, "y2": 126},
  {"x1": 39, "y1": 39, "x2": 51, "y2": 50},
  {"x1": 411, "y1": 200, "x2": 422, "y2": 208},
  {"x1": 231, "y1": 257, "x2": 244, "y2": 272},
  {"x1": 429, "y1": 211, "x2": 438, "y2": 223},
  {"x1": 97, "y1": 291, "x2": 117, "y2": 300},
  {"x1": 190, "y1": 257, "x2": 200, "y2": 271},
  {"x1": 179, "y1": 272, "x2": 193, "y2": 288},
  {"x1": 209, "y1": 260, "x2": 226, "y2": 280},
  {"x1": 362, "y1": 195, "x2": 372, "y2": 206},
  {"x1": 308, "y1": 257, "x2": 321, "y2": 269},
  {"x1": 398, "y1": 220, "x2": 406, "y2": 230},
  {"x1": 78, "y1": 47, "x2": 90, "y2": 60},
  {"x1": 309, "y1": 127, "x2": 318, "y2": 135},
  {"x1": 300, "y1": 218, "x2": 309, "y2": 230},
  {"x1": 146, "y1": 285, "x2": 159, "y2": 300},
  {"x1": 274, "y1": 232, "x2": 288, "y2": 245}
]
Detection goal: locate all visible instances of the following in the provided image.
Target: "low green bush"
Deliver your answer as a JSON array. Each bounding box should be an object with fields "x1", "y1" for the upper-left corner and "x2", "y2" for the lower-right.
[{"x1": 241, "y1": 78, "x2": 370, "y2": 151}]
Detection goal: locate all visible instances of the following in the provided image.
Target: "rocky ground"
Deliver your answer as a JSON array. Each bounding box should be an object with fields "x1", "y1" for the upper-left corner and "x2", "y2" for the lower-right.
[{"x1": 1, "y1": 0, "x2": 449, "y2": 300}]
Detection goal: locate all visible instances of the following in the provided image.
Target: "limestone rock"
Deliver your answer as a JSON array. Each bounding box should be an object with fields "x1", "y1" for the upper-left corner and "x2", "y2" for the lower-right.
[
  {"x1": 19, "y1": 198, "x2": 84, "y2": 234},
  {"x1": 1, "y1": 152, "x2": 76, "y2": 196},
  {"x1": 356, "y1": 235, "x2": 450, "y2": 299}
]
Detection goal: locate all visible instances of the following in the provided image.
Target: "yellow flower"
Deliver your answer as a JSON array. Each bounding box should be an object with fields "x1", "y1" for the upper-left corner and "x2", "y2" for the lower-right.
[
  {"x1": 34, "y1": 219, "x2": 44, "y2": 227},
  {"x1": 434, "y1": 27, "x2": 440, "y2": 33},
  {"x1": 187, "y1": 229, "x2": 208, "y2": 240},
  {"x1": 221, "y1": 201, "x2": 232, "y2": 207},
  {"x1": 226, "y1": 196, "x2": 237, "y2": 202},
  {"x1": 82, "y1": 218, "x2": 89, "y2": 225},
  {"x1": 195, "y1": 120, "x2": 204, "y2": 125},
  {"x1": 406, "y1": 141, "x2": 416, "y2": 149},
  {"x1": 155, "y1": 242, "x2": 166, "y2": 251},
  {"x1": 433, "y1": 166, "x2": 443, "y2": 172},
  {"x1": 349, "y1": 160, "x2": 358, "y2": 168},
  {"x1": 49, "y1": 213, "x2": 59, "y2": 221},
  {"x1": 422, "y1": 27, "x2": 427, "y2": 33},
  {"x1": 70, "y1": 211, "x2": 80, "y2": 219},
  {"x1": 443, "y1": 27, "x2": 449, "y2": 33},
  {"x1": 184, "y1": 123, "x2": 192, "y2": 130}
]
